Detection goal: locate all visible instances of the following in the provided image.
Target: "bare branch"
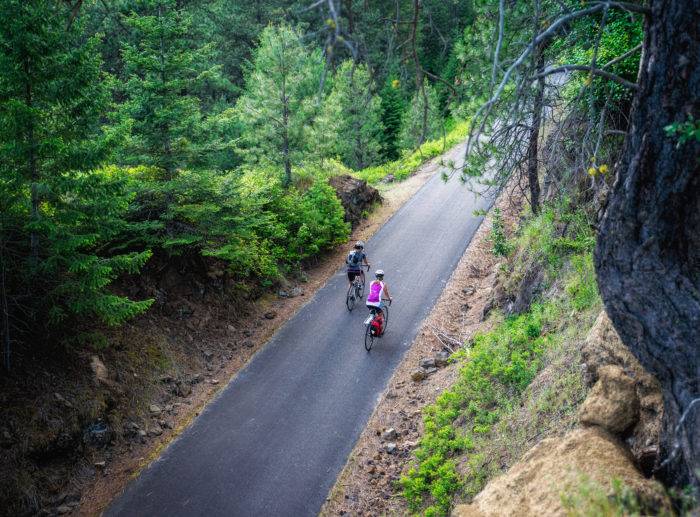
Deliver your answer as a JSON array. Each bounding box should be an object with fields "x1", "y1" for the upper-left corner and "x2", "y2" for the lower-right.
[{"x1": 533, "y1": 64, "x2": 638, "y2": 90}]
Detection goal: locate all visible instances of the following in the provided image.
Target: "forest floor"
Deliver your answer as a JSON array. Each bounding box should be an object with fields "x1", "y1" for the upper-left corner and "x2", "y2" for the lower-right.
[
  {"x1": 72, "y1": 146, "x2": 463, "y2": 515},
  {"x1": 319, "y1": 181, "x2": 523, "y2": 517}
]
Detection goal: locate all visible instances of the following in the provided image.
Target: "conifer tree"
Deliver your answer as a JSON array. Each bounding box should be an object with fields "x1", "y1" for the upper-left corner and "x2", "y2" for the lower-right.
[
  {"x1": 399, "y1": 83, "x2": 442, "y2": 150},
  {"x1": 236, "y1": 24, "x2": 323, "y2": 186},
  {"x1": 116, "y1": 0, "x2": 220, "y2": 177},
  {"x1": 316, "y1": 60, "x2": 384, "y2": 170},
  {"x1": 380, "y1": 76, "x2": 405, "y2": 161},
  {"x1": 0, "y1": 0, "x2": 151, "y2": 336}
]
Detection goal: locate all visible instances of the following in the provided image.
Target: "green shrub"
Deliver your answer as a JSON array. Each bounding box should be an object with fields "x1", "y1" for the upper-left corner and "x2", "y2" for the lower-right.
[
  {"x1": 489, "y1": 208, "x2": 511, "y2": 257},
  {"x1": 355, "y1": 120, "x2": 469, "y2": 184}
]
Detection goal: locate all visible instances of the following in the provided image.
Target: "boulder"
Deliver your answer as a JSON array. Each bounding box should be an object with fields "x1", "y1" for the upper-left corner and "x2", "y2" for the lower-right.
[
  {"x1": 579, "y1": 365, "x2": 640, "y2": 434},
  {"x1": 411, "y1": 369, "x2": 427, "y2": 382},
  {"x1": 581, "y1": 312, "x2": 664, "y2": 467},
  {"x1": 452, "y1": 427, "x2": 670, "y2": 517},
  {"x1": 435, "y1": 351, "x2": 450, "y2": 367},
  {"x1": 328, "y1": 174, "x2": 382, "y2": 228}
]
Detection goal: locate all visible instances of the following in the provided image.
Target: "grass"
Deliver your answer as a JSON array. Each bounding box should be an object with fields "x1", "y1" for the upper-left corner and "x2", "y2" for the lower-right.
[
  {"x1": 355, "y1": 120, "x2": 469, "y2": 184},
  {"x1": 400, "y1": 202, "x2": 601, "y2": 516},
  {"x1": 561, "y1": 476, "x2": 677, "y2": 517}
]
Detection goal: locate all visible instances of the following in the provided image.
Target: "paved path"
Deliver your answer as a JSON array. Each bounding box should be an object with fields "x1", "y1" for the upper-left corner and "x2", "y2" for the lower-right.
[{"x1": 107, "y1": 143, "x2": 494, "y2": 517}]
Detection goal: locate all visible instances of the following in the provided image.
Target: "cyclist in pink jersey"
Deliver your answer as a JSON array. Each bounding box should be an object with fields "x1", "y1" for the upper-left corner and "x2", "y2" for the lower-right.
[{"x1": 366, "y1": 269, "x2": 392, "y2": 315}]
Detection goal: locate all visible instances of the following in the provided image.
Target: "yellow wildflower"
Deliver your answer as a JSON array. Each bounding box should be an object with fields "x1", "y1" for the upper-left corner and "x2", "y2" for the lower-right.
[
  {"x1": 587, "y1": 167, "x2": 597, "y2": 176},
  {"x1": 598, "y1": 164, "x2": 608, "y2": 174}
]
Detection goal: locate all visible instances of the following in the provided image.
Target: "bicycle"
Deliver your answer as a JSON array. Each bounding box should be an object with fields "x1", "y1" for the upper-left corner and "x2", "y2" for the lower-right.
[
  {"x1": 346, "y1": 265, "x2": 369, "y2": 311},
  {"x1": 364, "y1": 299, "x2": 391, "y2": 351}
]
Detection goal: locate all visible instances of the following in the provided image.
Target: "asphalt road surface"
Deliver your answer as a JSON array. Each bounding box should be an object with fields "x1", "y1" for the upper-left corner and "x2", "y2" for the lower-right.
[{"x1": 107, "y1": 143, "x2": 495, "y2": 517}]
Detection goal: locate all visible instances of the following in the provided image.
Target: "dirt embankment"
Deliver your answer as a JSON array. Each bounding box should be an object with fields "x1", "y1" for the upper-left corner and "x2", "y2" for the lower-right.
[
  {"x1": 453, "y1": 311, "x2": 670, "y2": 516},
  {"x1": 0, "y1": 156, "x2": 444, "y2": 517}
]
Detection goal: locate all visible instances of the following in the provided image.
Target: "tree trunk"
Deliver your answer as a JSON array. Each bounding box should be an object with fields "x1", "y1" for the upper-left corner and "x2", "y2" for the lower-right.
[
  {"x1": 527, "y1": 48, "x2": 545, "y2": 215},
  {"x1": 595, "y1": 0, "x2": 700, "y2": 489}
]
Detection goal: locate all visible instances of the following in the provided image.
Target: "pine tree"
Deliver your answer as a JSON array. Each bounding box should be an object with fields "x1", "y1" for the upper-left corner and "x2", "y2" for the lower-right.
[
  {"x1": 399, "y1": 83, "x2": 442, "y2": 150},
  {"x1": 316, "y1": 60, "x2": 384, "y2": 169},
  {"x1": 380, "y1": 76, "x2": 405, "y2": 161},
  {"x1": 0, "y1": 0, "x2": 152, "y2": 337},
  {"x1": 116, "y1": 0, "x2": 221, "y2": 177},
  {"x1": 236, "y1": 24, "x2": 323, "y2": 186}
]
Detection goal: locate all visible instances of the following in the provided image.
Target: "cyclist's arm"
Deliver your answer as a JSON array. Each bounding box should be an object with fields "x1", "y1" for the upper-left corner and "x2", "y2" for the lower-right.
[{"x1": 383, "y1": 285, "x2": 392, "y2": 301}]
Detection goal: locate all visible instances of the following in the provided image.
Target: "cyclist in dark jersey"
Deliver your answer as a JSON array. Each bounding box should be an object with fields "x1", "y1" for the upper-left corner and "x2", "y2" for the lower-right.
[{"x1": 346, "y1": 241, "x2": 370, "y2": 288}]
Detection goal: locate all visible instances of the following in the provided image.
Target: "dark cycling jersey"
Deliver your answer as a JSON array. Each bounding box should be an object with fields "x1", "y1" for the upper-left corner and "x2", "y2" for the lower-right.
[{"x1": 346, "y1": 250, "x2": 366, "y2": 272}]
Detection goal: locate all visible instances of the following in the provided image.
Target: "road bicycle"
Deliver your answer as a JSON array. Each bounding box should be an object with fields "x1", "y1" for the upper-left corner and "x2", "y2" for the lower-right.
[
  {"x1": 364, "y1": 299, "x2": 391, "y2": 351},
  {"x1": 346, "y1": 265, "x2": 369, "y2": 311}
]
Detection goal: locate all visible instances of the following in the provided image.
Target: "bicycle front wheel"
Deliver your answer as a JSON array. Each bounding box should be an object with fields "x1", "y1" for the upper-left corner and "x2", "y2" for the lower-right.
[
  {"x1": 346, "y1": 285, "x2": 357, "y2": 311},
  {"x1": 381, "y1": 305, "x2": 389, "y2": 334},
  {"x1": 364, "y1": 324, "x2": 374, "y2": 351}
]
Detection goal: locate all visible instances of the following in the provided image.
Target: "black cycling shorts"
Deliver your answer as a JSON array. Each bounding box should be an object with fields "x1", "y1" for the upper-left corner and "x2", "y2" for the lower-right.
[{"x1": 347, "y1": 271, "x2": 361, "y2": 282}]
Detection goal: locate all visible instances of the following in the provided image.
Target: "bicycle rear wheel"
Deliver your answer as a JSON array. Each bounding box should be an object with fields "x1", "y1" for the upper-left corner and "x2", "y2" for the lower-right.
[
  {"x1": 346, "y1": 285, "x2": 357, "y2": 311},
  {"x1": 364, "y1": 323, "x2": 374, "y2": 351}
]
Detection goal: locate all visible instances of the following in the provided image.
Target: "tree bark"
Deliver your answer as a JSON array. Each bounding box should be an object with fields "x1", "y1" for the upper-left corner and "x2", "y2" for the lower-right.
[
  {"x1": 527, "y1": 48, "x2": 545, "y2": 215},
  {"x1": 595, "y1": 0, "x2": 700, "y2": 489}
]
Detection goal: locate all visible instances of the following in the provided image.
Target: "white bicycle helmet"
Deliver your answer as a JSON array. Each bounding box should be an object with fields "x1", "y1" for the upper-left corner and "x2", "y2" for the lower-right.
[
  {"x1": 375, "y1": 269, "x2": 384, "y2": 278},
  {"x1": 355, "y1": 240, "x2": 365, "y2": 249}
]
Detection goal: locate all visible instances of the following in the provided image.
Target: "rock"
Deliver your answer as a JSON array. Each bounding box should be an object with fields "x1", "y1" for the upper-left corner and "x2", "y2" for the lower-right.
[
  {"x1": 411, "y1": 369, "x2": 427, "y2": 382},
  {"x1": 94, "y1": 461, "x2": 106, "y2": 469},
  {"x1": 329, "y1": 174, "x2": 382, "y2": 228},
  {"x1": 381, "y1": 428, "x2": 398, "y2": 441},
  {"x1": 384, "y1": 443, "x2": 397, "y2": 454},
  {"x1": 462, "y1": 285, "x2": 476, "y2": 296},
  {"x1": 382, "y1": 173, "x2": 396, "y2": 183},
  {"x1": 210, "y1": 379, "x2": 220, "y2": 385},
  {"x1": 242, "y1": 340, "x2": 254, "y2": 349},
  {"x1": 580, "y1": 312, "x2": 664, "y2": 463},
  {"x1": 90, "y1": 355, "x2": 109, "y2": 385},
  {"x1": 191, "y1": 373, "x2": 204, "y2": 384},
  {"x1": 137, "y1": 429, "x2": 147, "y2": 443},
  {"x1": 203, "y1": 350, "x2": 214, "y2": 361},
  {"x1": 451, "y1": 427, "x2": 670, "y2": 517},
  {"x1": 242, "y1": 329, "x2": 253, "y2": 337},
  {"x1": 278, "y1": 289, "x2": 289, "y2": 298},
  {"x1": 289, "y1": 286, "x2": 304, "y2": 298},
  {"x1": 56, "y1": 505, "x2": 71, "y2": 514},
  {"x1": 579, "y1": 365, "x2": 639, "y2": 434},
  {"x1": 264, "y1": 311, "x2": 277, "y2": 320},
  {"x1": 164, "y1": 404, "x2": 173, "y2": 413},
  {"x1": 149, "y1": 404, "x2": 162, "y2": 416},
  {"x1": 424, "y1": 367, "x2": 438, "y2": 375},
  {"x1": 435, "y1": 351, "x2": 450, "y2": 367},
  {"x1": 176, "y1": 382, "x2": 192, "y2": 397},
  {"x1": 148, "y1": 424, "x2": 163, "y2": 437},
  {"x1": 419, "y1": 357, "x2": 436, "y2": 369}
]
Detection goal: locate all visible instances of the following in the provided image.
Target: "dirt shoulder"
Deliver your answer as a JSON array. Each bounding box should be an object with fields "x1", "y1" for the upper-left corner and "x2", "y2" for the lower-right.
[
  {"x1": 320, "y1": 185, "x2": 523, "y2": 517},
  {"x1": 72, "y1": 151, "x2": 452, "y2": 516}
]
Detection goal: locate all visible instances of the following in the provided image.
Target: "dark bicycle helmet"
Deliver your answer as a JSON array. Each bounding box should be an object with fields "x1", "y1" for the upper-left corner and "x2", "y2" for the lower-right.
[{"x1": 354, "y1": 240, "x2": 365, "y2": 249}]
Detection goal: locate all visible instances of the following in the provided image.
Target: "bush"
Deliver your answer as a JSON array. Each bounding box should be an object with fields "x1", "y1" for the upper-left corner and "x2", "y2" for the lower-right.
[{"x1": 356, "y1": 120, "x2": 469, "y2": 184}]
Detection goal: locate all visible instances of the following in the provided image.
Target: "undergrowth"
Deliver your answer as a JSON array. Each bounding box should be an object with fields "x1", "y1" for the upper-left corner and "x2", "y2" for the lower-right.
[
  {"x1": 400, "y1": 203, "x2": 601, "y2": 516},
  {"x1": 355, "y1": 120, "x2": 469, "y2": 184}
]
